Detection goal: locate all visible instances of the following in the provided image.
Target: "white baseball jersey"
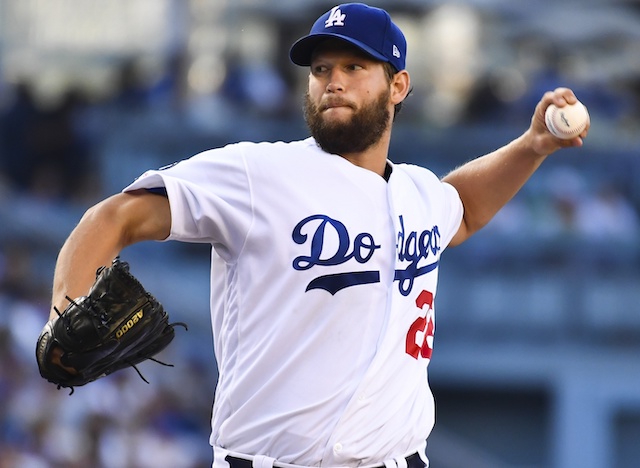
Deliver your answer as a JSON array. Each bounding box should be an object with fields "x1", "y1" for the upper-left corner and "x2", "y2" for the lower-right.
[{"x1": 124, "y1": 137, "x2": 463, "y2": 467}]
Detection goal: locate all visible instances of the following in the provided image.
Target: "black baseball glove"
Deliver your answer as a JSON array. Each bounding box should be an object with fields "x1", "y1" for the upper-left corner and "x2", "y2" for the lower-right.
[{"x1": 36, "y1": 258, "x2": 186, "y2": 393}]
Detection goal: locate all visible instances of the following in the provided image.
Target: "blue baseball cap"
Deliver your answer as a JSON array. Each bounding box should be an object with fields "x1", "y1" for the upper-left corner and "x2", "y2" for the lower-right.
[{"x1": 289, "y1": 3, "x2": 407, "y2": 72}]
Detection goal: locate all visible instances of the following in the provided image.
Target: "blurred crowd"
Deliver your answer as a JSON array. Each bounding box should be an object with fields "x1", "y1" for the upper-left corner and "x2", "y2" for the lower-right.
[
  {"x1": 0, "y1": 61, "x2": 221, "y2": 467},
  {"x1": 1, "y1": 2, "x2": 640, "y2": 467}
]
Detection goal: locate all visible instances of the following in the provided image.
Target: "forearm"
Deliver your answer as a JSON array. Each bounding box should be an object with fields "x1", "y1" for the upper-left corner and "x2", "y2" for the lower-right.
[
  {"x1": 50, "y1": 191, "x2": 171, "y2": 319},
  {"x1": 443, "y1": 132, "x2": 547, "y2": 238},
  {"x1": 444, "y1": 88, "x2": 589, "y2": 246},
  {"x1": 51, "y1": 203, "x2": 129, "y2": 318}
]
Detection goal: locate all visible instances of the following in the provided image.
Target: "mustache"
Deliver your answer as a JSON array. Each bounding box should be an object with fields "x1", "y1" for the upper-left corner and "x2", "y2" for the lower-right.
[{"x1": 318, "y1": 97, "x2": 356, "y2": 112}]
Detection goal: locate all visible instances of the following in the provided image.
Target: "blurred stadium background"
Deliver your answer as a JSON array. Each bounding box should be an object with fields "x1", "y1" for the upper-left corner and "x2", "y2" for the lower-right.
[{"x1": 1, "y1": 0, "x2": 640, "y2": 467}]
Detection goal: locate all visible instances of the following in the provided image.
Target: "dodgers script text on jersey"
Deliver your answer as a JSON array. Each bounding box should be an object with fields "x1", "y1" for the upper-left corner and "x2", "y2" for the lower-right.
[
  {"x1": 291, "y1": 213, "x2": 441, "y2": 297},
  {"x1": 125, "y1": 138, "x2": 463, "y2": 466}
]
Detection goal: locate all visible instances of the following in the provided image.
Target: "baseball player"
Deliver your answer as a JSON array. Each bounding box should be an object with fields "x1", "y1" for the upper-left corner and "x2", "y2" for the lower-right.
[{"x1": 46, "y1": 3, "x2": 588, "y2": 467}]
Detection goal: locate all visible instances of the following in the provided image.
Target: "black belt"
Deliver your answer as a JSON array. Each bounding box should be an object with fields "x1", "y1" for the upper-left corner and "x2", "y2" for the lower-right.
[{"x1": 225, "y1": 451, "x2": 425, "y2": 468}]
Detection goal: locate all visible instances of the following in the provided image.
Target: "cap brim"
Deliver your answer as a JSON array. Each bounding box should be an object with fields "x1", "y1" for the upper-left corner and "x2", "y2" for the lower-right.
[{"x1": 289, "y1": 33, "x2": 388, "y2": 66}]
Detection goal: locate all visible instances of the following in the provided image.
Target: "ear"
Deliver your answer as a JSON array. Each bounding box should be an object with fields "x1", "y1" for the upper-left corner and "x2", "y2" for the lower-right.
[{"x1": 390, "y1": 70, "x2": 411, "y2": 105}]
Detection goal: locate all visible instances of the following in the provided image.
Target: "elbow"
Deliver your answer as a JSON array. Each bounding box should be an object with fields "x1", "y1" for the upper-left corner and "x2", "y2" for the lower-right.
[
  {"x1": 449, "y1": 213, "x2": 491, "y2": 247},
  {"x1": 81, "y1": 190, "x2": 171, "y2": 246},
  {"x1": 77, "y1": 195, "x2": 134, "y2": 249}
]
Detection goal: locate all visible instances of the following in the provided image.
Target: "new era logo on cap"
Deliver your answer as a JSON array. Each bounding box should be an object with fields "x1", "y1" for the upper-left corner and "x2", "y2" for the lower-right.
[{"x1": 290, "y1": 3, "x2": 407, "y2": 72}]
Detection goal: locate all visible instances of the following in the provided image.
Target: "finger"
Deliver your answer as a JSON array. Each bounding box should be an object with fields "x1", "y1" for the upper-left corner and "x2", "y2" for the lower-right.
[
  {"x1": 550, "y1": 87, "x2": 578, "y2": 107},
  {"x1": 569, "y1": 137, "x2": 584, "y2": 148},
  {"x1": 51, "y1": 346, "x2": 78, "y2": 374}
]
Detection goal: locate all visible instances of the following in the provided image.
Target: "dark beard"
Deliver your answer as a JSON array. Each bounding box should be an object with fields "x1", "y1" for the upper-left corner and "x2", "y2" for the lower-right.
[{"x1": 303, "y1": 90, "x2": 390, "y2": 155}]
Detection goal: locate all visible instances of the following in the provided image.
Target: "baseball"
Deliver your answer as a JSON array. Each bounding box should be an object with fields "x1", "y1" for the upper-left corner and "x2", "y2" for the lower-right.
[{"x1": 544, "y1": 101, "x2": 590, "y2": 140}]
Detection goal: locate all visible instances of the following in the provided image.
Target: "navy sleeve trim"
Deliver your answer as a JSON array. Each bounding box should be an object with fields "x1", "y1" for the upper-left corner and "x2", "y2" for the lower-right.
[{"x1": 145, "y1": 187, "x2": 168, "y2": 197}]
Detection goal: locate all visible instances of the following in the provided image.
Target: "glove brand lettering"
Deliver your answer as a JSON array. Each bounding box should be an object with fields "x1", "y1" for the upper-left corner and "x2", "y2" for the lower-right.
[
  {"x1": 394, "y1": 215, "x2": 441, "y2": 296},
  {"x1": 116, "y1": 310, "x2": 144, "y2": 339},
  {"x1": 291, "y1": 214, "x2": 441, "y2": 296}
]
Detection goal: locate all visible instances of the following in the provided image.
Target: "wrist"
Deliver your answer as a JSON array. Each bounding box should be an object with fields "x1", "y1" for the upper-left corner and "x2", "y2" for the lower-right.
[{"x1": 516, "y1": 130, "x2": 553, "y2": 160}]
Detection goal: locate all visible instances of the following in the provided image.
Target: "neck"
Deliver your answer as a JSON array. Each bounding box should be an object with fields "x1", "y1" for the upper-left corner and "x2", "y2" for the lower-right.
[{"x1": 338, "y1": 131, "x2": 392, "y2": 178}]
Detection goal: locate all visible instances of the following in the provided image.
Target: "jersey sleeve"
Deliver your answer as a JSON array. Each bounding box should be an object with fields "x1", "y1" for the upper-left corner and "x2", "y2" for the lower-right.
[
  {"x1": 438, "y1": 180, "x2": 464, "y2": 248},
  {"x1": 123, "y1": 144, "x2": 253, "y2": 261},
  {"x1": 394, "y1": 163, "x2": 464, "y2": 249}
]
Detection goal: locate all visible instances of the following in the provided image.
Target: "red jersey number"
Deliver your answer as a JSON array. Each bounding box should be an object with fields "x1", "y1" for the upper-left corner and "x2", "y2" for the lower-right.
[{"x1": 405, "y1": 290, "x2": 434, "y2": 360}]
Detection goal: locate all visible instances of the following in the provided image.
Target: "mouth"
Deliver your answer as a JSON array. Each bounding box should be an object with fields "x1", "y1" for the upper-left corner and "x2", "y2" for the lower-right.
[{"x1": 320, "y1": 100, "x2": 354, "y2": 112}]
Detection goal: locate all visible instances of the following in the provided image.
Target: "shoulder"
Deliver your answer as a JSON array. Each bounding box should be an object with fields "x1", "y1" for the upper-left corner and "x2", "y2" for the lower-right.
[
  {"x1": 226, "y1": 137, "x2": 317, "y2": 155},
  {"x1": 391, "y1": 162, "x2": 442, "y2": 186},
  {"x1": 391, "y1": 162, "x2": 461, "y2": 202},
  {"x1": 190, "y1": 137, "x2": 319, "y2": 163}
]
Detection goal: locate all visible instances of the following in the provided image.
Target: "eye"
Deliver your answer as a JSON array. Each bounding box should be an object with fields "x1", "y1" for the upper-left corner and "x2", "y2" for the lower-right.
[
  {"x1": 311, "y1": 64, "x2": 328, "y2": 75},
  {"x1": 347, "y1": 63, "x2": 364, "y2": 71}
]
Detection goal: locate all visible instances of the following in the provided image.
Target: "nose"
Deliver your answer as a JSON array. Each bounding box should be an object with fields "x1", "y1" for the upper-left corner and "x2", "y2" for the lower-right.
[{"x1": 326, "y1": 69, "x2": 345, "y2": 93}]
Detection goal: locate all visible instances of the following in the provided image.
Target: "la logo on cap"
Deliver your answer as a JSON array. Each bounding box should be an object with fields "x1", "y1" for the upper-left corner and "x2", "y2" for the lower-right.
[{"x1": 325, "y1": 6, "x2": 346, "y2": 27}]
